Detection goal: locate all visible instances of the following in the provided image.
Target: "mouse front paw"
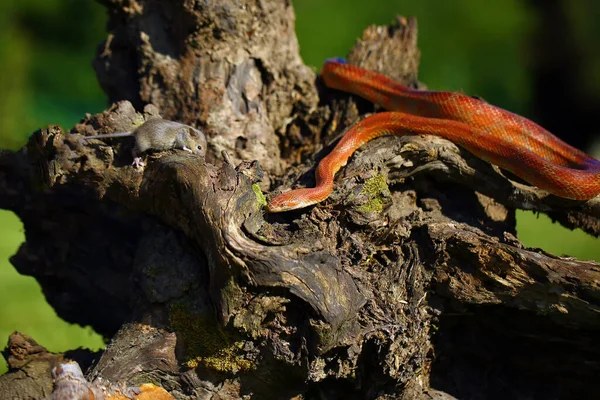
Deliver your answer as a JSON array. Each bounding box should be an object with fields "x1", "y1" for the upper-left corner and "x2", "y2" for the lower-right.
[
  {"x1": 132, "y1": 157, "x2": 145, "y2": 168},
  {"x1": 182, "y1": 146, "x2": 194, "y2": 153}
]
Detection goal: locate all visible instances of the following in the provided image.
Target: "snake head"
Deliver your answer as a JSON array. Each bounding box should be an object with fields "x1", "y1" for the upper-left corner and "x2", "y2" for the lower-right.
[
  {"x1": 267, "y1": 193, "x2": 300, "y2": 213},
  {"x1": 267, "y1": 191, "x2": 311, "y2": 213}
]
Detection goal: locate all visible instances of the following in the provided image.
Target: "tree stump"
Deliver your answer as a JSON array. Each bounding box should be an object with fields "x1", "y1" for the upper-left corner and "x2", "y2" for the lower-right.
[{"x1": 0, "y1": 1, "x2": 599, "y2": 399}]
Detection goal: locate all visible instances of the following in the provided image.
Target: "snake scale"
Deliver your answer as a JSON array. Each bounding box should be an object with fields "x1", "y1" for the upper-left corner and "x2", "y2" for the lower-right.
[{"x1": 268, "y1": 60, "x2": 600, "y2": 212}]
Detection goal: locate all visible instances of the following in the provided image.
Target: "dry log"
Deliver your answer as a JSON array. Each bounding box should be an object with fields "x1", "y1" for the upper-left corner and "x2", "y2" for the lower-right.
[{"x1": 0, "y1": 1, "x2": 598, "y2": 399}]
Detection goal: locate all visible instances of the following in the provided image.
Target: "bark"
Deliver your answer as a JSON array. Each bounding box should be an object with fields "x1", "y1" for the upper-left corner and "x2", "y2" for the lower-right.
[{"x1": 1, "y1": 1, "x2": 599, "y2": 399}]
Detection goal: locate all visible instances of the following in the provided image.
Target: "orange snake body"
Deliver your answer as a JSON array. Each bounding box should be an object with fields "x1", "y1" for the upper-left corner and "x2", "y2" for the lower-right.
[{"x1": 267, "y1": 60, "x2": 600, "y2": 212}]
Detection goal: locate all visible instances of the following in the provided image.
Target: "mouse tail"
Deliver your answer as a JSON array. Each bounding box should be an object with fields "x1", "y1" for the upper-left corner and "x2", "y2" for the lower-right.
[{"x1": 80, "y1": 132, "x2": 133, "y2": 140}]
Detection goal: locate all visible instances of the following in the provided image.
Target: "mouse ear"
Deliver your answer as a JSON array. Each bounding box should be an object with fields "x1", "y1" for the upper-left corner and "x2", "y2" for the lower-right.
[{"x1": 188, "y1": 127, "x2": 199, "y2": 137}]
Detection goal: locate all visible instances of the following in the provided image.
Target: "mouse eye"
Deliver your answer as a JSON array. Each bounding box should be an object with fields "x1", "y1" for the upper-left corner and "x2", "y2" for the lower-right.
[{"x1": 196, "y1": 145, "x2": 202, "y2": 150}]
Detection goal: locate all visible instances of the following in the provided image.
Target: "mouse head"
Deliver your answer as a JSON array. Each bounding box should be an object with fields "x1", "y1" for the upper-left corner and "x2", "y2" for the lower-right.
[{"x1": 174, "y1": 126, "x2": 207, "y2": 156}]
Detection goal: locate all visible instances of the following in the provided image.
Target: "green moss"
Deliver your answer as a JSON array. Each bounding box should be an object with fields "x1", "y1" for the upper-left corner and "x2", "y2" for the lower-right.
[
  {"x1": 361, "y1": 254, "x2": 374, "y2": 267},
  {"x1": 252, "y1": 183, "x2": 267, "y2": 206},
  {"x1": 186, "y1": 341, "x2": 253, "y2": 372},
  {"x1": 357, "y1": 175, "x2": 389, "y2": 213},
  {"x1": 129, "y1": 373, "x2": 160, "y2": 387},
  {"x1": 168, "y1": 303, "x2": 255, "y2": 373},
  {"x1": 221, "y1": 277, "x2": 244, "y2": 312}
]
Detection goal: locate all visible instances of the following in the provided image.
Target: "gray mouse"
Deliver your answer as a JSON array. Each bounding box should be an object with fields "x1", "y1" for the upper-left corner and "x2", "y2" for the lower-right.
[{"x1": 79, "y1": 118, "x2": 207, "y2": 167}]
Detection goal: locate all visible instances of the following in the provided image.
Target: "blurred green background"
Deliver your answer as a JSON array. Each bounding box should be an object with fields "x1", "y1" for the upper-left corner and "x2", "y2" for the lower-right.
[{"x1": 1, "y1": 0, "x2": 599, "y2": 375}]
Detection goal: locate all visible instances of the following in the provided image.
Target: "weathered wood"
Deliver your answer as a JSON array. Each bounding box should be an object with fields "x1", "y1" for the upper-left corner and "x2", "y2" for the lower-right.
[{"x1": 0, "y1": 2, "x2": 599, "y2": 399}]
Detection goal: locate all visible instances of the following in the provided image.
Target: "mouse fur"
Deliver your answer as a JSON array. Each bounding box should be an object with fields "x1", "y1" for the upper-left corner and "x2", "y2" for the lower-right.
[{"x1": 80, "y1": 118, "x2": 207, "y2": 167}]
